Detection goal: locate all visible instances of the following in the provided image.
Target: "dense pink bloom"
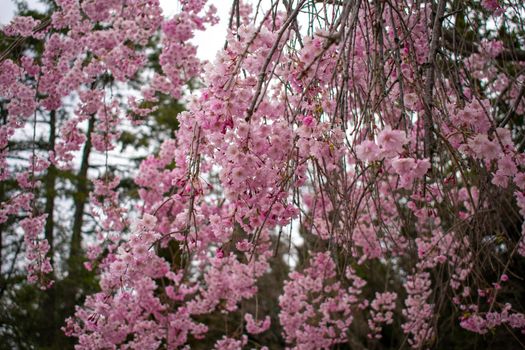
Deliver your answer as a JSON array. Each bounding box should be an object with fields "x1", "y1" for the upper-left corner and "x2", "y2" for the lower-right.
[{"x1": 2, "y1": 0, "x2": 525, "y2": 348}]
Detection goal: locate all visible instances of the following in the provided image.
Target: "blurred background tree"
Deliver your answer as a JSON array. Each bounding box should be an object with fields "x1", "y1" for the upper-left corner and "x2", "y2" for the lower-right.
[{"x1": 0, "y1": 2, "x2": 185, "y2": 348}]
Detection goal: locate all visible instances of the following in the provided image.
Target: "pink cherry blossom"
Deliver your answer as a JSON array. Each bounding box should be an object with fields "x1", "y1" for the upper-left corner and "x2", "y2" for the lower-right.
[
  {"x1": 377, "y1": 125, "x2": 408, "y2": 155},
  {"x1": 355, "y1": 139, "x2": 381, "y2": 162}
]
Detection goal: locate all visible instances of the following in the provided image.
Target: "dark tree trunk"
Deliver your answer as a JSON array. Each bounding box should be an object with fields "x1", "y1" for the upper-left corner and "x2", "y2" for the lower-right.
[
  {"x1": 41, "y1": 110, "x2": 58, "y2": 347},
  {"x1": 62, "y1": 114, "x2": 95, "y2": 337},
  {"x1": 68, "y1": 115, "x2": 95, "y2": 268}
]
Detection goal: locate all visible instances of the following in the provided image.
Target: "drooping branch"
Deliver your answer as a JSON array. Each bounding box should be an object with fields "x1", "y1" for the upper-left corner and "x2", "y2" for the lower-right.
[
  {"x1": 442, "y1": 29, "x2": 525, "y2": 62},
  {"x1": 423, "y1": 0, "x2": 447, "y2": 158},
  {"x1": 245, "y1": 0, "x2": 308, "y2": 121}
]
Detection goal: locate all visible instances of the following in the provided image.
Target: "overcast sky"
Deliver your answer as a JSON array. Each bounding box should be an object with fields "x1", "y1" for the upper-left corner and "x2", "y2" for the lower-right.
[{"x1": 0, "y1": 0, "x2": 230, "y2": 61}]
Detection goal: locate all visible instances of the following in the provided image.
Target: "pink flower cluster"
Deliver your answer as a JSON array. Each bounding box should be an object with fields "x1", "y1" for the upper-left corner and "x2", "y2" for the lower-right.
[
  {"x1": 0, "y1": 0, "x2": 216, "y2": 287},
  {"x1": 3, "y1": 0, "x2": 525, "y2": 347},
  {"x1": 368, "y1": 292, "x2": 397, "y2": 339},
  {"x1": 402, "y1": 272, "x2": 434, "y2": 348},
  {"x1": 279, "y1": 253, "x2": 367, "y2": 349},
  {"x1": 64, "y1": 0, "x2": 525, "y2": 346}
]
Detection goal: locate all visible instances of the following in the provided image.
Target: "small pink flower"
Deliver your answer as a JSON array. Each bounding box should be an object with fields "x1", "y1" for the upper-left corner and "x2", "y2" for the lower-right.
[
  {"x1": 392, "y1": 157, "x2": 416, "y2": 175},
  {"x1": 244, "y1": 314, "x2": 271, "y2": 334},
  {"x1": 355, "y1": 140, "x2": 381, "y2": 162},
  {"x1": 469, "y1": 134, "x2": 500, "y2": 161},
  {"x1": 302, "y1": 115, "x2": 315, "y2": 127},
  {"x1": 377, "y1": 125, "x2": 408, "y2": 155},
  {"x1": 514, "y1": 173, "x2": 525, "y2": 189},
  {"x1": 492, "y1": 172, "x2": 509, "y2": 188},
  {"x1": 482, "y1": 0, "x2": 504, "y2": 15},
  {"x1": 498, "y1": 156, "x2": 518, "y2": 176},
  {"x1": 141, "y1": 213, "x2": 157, "y2": 230}
]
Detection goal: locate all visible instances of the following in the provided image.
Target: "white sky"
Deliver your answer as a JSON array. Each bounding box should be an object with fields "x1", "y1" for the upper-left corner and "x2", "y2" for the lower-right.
[{"x1": 0, "y1": 1, "x2": 18, "y2": 25}]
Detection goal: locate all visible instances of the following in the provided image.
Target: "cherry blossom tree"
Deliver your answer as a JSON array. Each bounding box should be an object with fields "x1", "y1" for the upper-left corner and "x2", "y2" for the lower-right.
[{"x1": 2, "y1": 0, "x2": 525, "y2": 349}]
